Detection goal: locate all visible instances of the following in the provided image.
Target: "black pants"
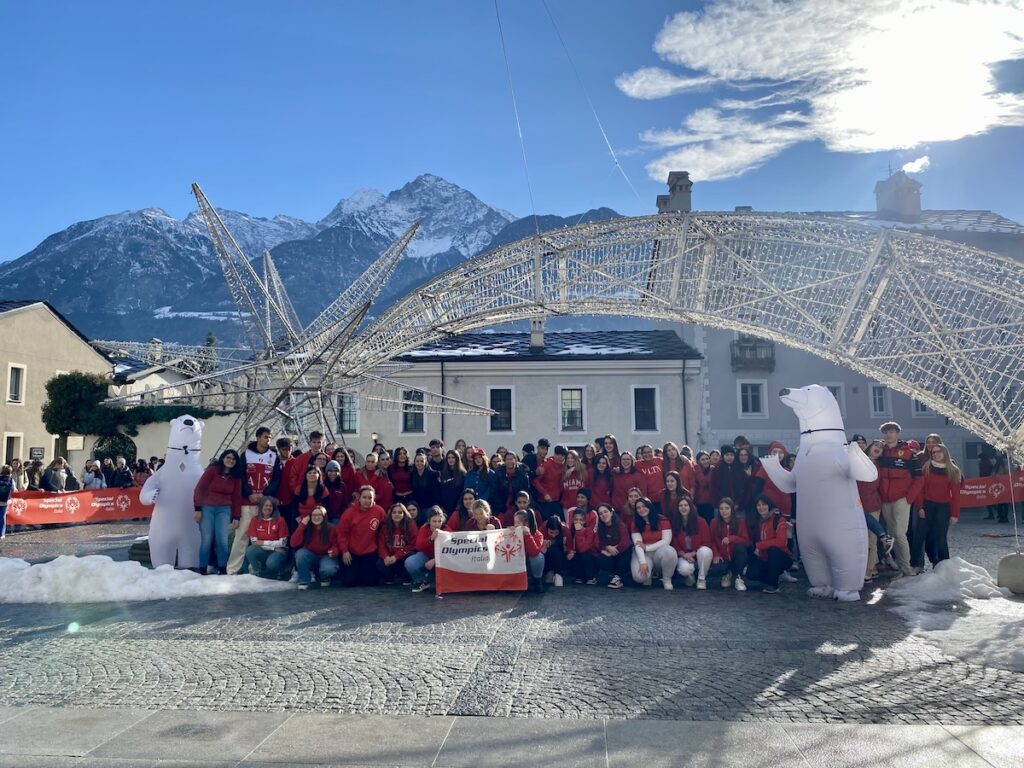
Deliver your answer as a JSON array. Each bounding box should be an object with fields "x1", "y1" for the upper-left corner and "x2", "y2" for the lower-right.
[
  {"x1": 544, "y1": 541, "x2": 566, "y2": 574},
  {"x1": 745, "y1": 547, "x2": 792, "y2": 588},
  {"x1": 567, "y1": 551, "x2": 596, "y2": 580},
  {"x1": 376, "y1": 556, "x2": 411, "y2": 583},
  {"x1": 594, "y1": 550, "x2": 629, "y2": 581},
  {"x1": 708, "y1": 546, "x2": 748, "y2": 578},
  {"x1": 912, "y1": 501, "x2": 951, "y2": 566},
  {"x1": 340, "y1": 552, "x2": 379, "y2": 587},
  {"x1": 696, "y1": 504, "x2": 715, "y2": 524},
  {"x1": 539, "y1": 501, "x2": 563, "y2": 523}
]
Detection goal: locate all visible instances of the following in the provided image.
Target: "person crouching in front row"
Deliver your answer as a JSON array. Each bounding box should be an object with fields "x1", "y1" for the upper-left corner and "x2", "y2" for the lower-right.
[
  {"x1": 513, "y1": 507, "x2": 546, "y2": 593},
  {"x1": 673, "y1": 496, "x2": 714, "y2": 589},
  {"x1": 744, "y1": 495, "x2": 792, "y2": 594},
  {"x1": 708, "y1": 497, "x2": 750, "y2": 591},
  {"x1": 290, "y1": 504, "x2": 339, "y2": 589},
  {"x1": 630, "y1": 496, "x2": 678, "y2": 590},
  {"x1": 245, "y1": 496, "x2": 289, "y2": 579}
]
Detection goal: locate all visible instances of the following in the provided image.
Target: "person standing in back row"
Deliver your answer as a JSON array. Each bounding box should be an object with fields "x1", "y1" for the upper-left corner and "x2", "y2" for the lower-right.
[{"x1": 877, "y1": 422, "x2": 924, "y2": 578}]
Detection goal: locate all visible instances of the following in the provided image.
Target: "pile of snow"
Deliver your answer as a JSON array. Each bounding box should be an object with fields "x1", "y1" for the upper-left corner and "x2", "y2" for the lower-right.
[
  {"x1": 888, "y1": 557, "x2": 1024, "y2": 672},
  {"x1": 0, "y1": 555, "x2": 293, "y2": 604}
]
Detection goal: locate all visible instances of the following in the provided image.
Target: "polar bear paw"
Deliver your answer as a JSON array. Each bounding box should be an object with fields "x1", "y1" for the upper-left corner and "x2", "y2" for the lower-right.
[
  {"x1": 833, "y1": 590, "x2": 861, "y2": 602},
  {"x1": 807, "y1": 586, "x2": 835, "y2": 599}
]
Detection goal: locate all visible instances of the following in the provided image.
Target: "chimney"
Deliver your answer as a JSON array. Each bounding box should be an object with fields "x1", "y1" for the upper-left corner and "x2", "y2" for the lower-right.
[
  {"x1": 874, "y1": 170, "x2": 921, "y2": 221},
  {"x1": 529, "y1": 318, "x2": 545, "y2": 351},
  {"x1": 657, "y1": 171, "x2": 692, "y2": 213},
  {"x1": 148, "y1": 338, "x2": 163, "y2": 364}
]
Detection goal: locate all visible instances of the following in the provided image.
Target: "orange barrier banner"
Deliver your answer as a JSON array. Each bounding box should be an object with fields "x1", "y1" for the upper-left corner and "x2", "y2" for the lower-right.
[
  {"x1": 6, "y1": 488, "x2": 151, "y2": 524},
  {"x1": 959, "y1": 471, "x2": 1024, "y2": 508}
]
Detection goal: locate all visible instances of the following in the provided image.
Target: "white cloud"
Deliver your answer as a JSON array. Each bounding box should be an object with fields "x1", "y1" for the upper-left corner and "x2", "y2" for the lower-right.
[
  {"x1": 902, "y1": 155, "x2": 931, "y2": 174},
  {"x1": 614, "y1": 67, "x2": 716, "y2": 99},
  {"x1": 621, "y1": 0, "x2": 1024, "y2": 181}
]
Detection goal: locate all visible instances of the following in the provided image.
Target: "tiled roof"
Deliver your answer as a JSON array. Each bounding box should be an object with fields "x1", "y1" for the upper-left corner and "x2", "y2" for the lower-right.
[
  {"x1": 808, "y1": 210, "x2": 1024, "y2": 235},
  {"x1": 399, "y1": 330, "x2": 701, "y2": 363}
]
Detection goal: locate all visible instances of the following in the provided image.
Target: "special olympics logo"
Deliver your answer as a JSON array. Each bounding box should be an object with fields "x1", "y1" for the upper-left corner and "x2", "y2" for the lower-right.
[
  {"x1": 115, "y1": 494, "x2": 132, "y2": 513},
  {"x1": 989, "y1": 483, "x2": 1006, "y2": 500},
  {"x1": 8, "y1": 497, "x2": 27, "y2": 517},
  {"x1": 494, "y1": 530, "x2": 523, "y2": 563},
  {"x1": 64, "y1": 495, "x2": 81, "y2": 515}
]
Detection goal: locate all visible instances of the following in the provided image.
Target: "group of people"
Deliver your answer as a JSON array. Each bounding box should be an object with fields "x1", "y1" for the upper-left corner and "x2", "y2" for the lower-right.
[
  {"x1": 2, "y1": 455, "x2": 156, "y2": 494},
  {"x1": 181, "y1": 419, "x2": 973, "y2": 594}
]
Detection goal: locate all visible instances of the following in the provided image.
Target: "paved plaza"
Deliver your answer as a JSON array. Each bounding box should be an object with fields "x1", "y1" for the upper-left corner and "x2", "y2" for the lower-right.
[{"x1": 0, "y1": 514, "x2": 1022, "y2": 766}]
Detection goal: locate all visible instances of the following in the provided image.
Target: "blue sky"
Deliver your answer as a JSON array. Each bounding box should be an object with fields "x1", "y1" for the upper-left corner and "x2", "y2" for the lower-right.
[{"x1": 2, "y1": 0, "x2": 1023, "y2": 261}]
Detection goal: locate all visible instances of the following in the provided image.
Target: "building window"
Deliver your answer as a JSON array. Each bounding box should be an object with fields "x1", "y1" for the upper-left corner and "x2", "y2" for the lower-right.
[
  {"x1": 869, "y1": 384, "x2": 890, "y2": 418},
  {"x1": 823, "y1": 383, "x2": 846, "y2": 416},
  {"x1": 559, "y1": 387, "x2": 585, "y2": 433},
  {"x1": 737, "y1": 380, "x2": 768, "y2": 418},
  {"x1": 912, "y1": 398, "x2": 930, "y2": 417},
  {"x1": 7, "y1": 364, "x2": 25, "y2": 404},
  {"x1": 338, "y1": 393, "x2": 358, "y2": 435},
  {"x1": 401, "y1": 390, "x2": 425, "y2": 434},
  {"x1": 633, "y1": 386, "x2": 658, "y2": 432},
  {"x1": 488, "y1": 387, "x2": 514, "y2": 433}
]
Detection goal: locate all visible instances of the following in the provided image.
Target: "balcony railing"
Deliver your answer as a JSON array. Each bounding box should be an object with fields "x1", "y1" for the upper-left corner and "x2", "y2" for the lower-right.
[{"x1": 730, "y1": 339, "x2": 776, "y2": 372}]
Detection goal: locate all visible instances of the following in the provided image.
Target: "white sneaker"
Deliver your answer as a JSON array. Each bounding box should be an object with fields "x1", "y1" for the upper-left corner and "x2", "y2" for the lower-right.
[
  {"x1": 662, "y1": 578, "x2": 674, "y2": 591},
  {"x1": 684, "y1": 575, "x2": 696, "y2": 587},
  {"x1": 734, "y1": 576, "x2": 747, "y2": 592},
  {"x1": 721, "y1": 573, "x2": 732, "y2": 589},
  {"x1": 780, "y1": 571, "x2": 798, "y2": 583},
  {"x1": 289, "y1": 569, "x2": 299, "y2": 584},
  {"x1": 553, "y1": 574, "x2": 564, "y2": 587},
  {"x1": 297, "y1": 583, "x2": 309, "y2": 591},
  {"x1": 544, "y1": 572, "x2": 555, "y2": 584},
  {"x1": 697, "y1": 578, "x2": 707, "y2": 590}
]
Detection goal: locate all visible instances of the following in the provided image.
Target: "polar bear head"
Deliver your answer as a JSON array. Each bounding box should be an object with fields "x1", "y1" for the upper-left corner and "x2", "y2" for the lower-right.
[
  {"x1": 779, "y1": 385, "x2": 846, "y2": 439},
  {"x1": 165, "y1": 415, "x2": 203, "y2": 456}
]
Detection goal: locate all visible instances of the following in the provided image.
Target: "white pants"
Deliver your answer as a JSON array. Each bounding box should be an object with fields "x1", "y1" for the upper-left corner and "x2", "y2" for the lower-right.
[
  {"x1": 676, "y1": 546, "x2": 713, "y2": 580},
  {"x1": 226, "y1": 505, "x2": 258, "y2": 575},
  {"x1": 631, "y1": 546, "x2": 679, "y2": 584}
]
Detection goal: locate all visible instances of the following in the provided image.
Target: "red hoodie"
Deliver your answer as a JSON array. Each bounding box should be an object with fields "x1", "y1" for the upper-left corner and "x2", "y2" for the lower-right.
[
  {"x1": 377, "y1": 521, "x2": 419, "y2": 559},
  {"x1": 672, "y1": 516, "x2": 712, "y2": 555},
  {"x1": 594, "y1": 519, "x2": 631, "y2": 553},
  {"x1": 334, "y1": 502, "x2": 386, "y2": 556},
  {"x1": 692, "y1": 465, "x2": 715, "y2": 506},
  {"x1": 878, "y1": 442, "x2": 924, "y2": 504},
  {"x1": 279, "y1": 450, "x2": 314, "y2": 505},
  {"x1": 709, "y1": 517, "x2": 750, "y2": 560},
  {"x1": 635, "y1": 459, "x2": 665, "y2": 500},
  {"x1": 755, "y1": 441, "x2": 792, "y2": 517},
  {"x1": 753, "y1": 514, "x2": 791, "y2": 558},
  {"x1": 629, "y1": 515, "x2": 671, "y2": 546},
  {"x1": 560, "y1": 472, "x2": 585, "y2": 510},
  {"x1": 247, "y1": 515, "x2": 289, "y2": 545},
  {"x1": 589, "y1": 474, "x2": 615, "y2": 509},
  {"x1": 355, "y1": 469, "x2": 393, "y2": 510},
  {"x1": 612, "y1": 470, "x2": 643, "y2": 516},
  {"x1": 193, "y1": 465, "x2": 244, "y2": 520},
  {"x1": 290, "y1": 521, "x2": 335, "y2": 556},
  {"x1": 916, "y1": 464, "x2": 962, "y2": 520},
  {"x1": 532, "y1": 456, "x2": 564, "y2": 503},
  {"x1": 414, "y1": 524, "x2": 440, "y2": 558},
  {"x1": 566, "y1": 511, "x2": 598, "y2": 556},
  {"x1": 510, "y1": 525, "x2": 543, "y2": 557}
]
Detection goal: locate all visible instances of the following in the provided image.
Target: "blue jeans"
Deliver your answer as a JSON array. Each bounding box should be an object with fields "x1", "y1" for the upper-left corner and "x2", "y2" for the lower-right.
[
  {"x1": 199, "y1": 505, "x2": 232, "y2": 569},
  {"x1": 295, "y1": 548, "x2": 339, "y2": 585},
  {"x1": 1, "y1": 504, "x2": 6, "y2": 538},
  {"x1": 527, "y1": 554, "x2": 544, "y2": 578},
  {"x1": 245, "y1": 545, "x2": 287, "y2": 578},
  {"x1": 405, "y1": 551, "x2": 433, "y2": 584},
  {"x1": 864, "y1": 511, "x2": 887, "y2": 538}
]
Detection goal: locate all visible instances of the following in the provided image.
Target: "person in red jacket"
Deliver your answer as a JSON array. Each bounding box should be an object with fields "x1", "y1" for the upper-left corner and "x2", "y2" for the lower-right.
[
  {"x1": 672, "y1": 497, "x2": 713, "y2": 589},
  {"x1": 444, "y1": 488, "x2": 480, "y2": 532},
  {"x1": 566, "y1": 506, "x2": 597, "y2": 584},
  {"x1": 662, "y1": 442, "x2": 696, "y2": 497},
  {"x1": 532, "y1": 444, "x2": 567, "y2": 521},
  {"x1": 745, "y1": 496, "x2": 792, "y2": 593},
  {"x1": 612, "y1": 452, "x2": 643, "y2": 517},
  {"x1": 589, "y1": 455, "x2": 615, "y2": 510},
  {"x1": 913, "y1": 444, "x2": 962, "y2": 568},
  {"x1": 709, "y1": 497, "x2": 750, "y2": 591},
  {"x1": 629, "y1": 497, "x2": 677, "y2": 589},
  {"x1": 465, "y1": 498, "x2": 501, "y2": 531},
  {"x1": 692, "y1": 451, "x2": 716, "y2": 523},
  {"x1": 245, "y1": 496, "x2": 289, "y2": 578},
  {"x1": 755, "y1": 441, "x2": 793, "y2": 519},
  {"x1": 294, "y1": 465, "x2": 330, "y2": 524},
  {"x1": 859, "y1": 440, "x2": 893, "y2": 581},
  {"x1": 594, "y1": 503, "x2": 630, "y2": 589},
  {"x1": 406, "y1": 506, "x2": 446, "y2": 592},
  {"x1": 356, "y1": 453, "x2": 393, "y2": 511},
  {"x1": 279, "y1": 430, "x2": 325, "y2": 519},
  {"x1": 330, "y1": 449, "x2": 359, "y2": 498},
  {"x1": 193, "y1": 449, "x2": 244, "y2": 574},
  {"x1": 389, "y1": 447, "x2": 415, "y2": 505},
  {"x1": 559, "y1": 450, "x2": 587, "y2": 519},
  {"x1": 660, "y1": 471, "x2": 686, "y2": 523},
  {"x1": 377, "y1": 503, "x2": 418, "y2": 585},
  {"x1": 290, "y1": 505, "x2": 339, "y2": 589},
  {"x1": 322, "y1": 461, "x2": 351, "y2": 522},
  {"x1": 334, "y1": 486, "x2": 386, "y2": 587},
  {"x1": 513, "y1": 507, "x2": 546, "y2": 593},
  {"x1": 877, "y1": 422, "x2": 925, "y2": 577},
  {"x1": 635, "y1": 444, "x2": 665, "y2": 501},
  {"x1": 541, "y1": 514, "x2": 569, "y2": 587}
]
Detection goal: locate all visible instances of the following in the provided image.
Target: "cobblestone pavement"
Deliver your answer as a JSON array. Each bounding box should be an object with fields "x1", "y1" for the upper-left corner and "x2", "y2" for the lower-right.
[{"x1": 0, "y1": 513, "x2": 1021, "y2": 725}]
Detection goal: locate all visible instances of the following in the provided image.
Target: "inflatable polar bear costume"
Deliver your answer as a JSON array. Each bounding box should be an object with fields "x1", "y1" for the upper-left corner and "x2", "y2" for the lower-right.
[
  {"x1": 139, "y1": 415, "x2": 204, "y2": 568},
  {"x1": 760, "y1": 385, "x2": 877, "y2": 602}
]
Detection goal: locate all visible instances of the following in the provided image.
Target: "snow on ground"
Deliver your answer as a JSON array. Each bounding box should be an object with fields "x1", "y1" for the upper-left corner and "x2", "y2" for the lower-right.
[
  {"x1": 0, "y1": 555, "x2": 293, "y2": 604},
  {"x1": 887, "y1": 557, "x2": 1024, "y2": 672}
]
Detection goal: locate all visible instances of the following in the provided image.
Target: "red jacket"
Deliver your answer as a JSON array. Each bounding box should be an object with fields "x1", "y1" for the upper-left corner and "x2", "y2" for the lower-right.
[
  {"x1": 917, "y1": 464, "x2": 962, "y2": 520},
  {"x1": 672, "y1": 516, "x2": 712, "y2": 554},
  {"x1": 355, "y1": 469, "x2": 393, "y2": 510},
  {"x1": 378, "y1": 521, "x2": 419, "y2": 559},
  {"x1": 519, "y1": 527, "x2": 544, "y2": 557},
  {"x1": 754, "y1": 514, "x2": 791, "y2": 559},
  {"x1": 635, "y1": 459, "x2": 665, "y2": 500},
  {"x1": 290, "y1": 521, "x2": 335, "y2": 556},
  {"x1": 709, "y1": 518, "x2": 750, "y2": 560},
  {"x1": 560, "y1": 473, "x2": 585, "y2": 510},
  {"x1": 193, "y1": 466, "x2": 244, "y2": 520},
  {"x1": 247, "y1": 515, "x2": 288, "y2": 544},
  {"x1": 662, "y1": 456, "x2": 696, "y2": 496},
  {"x1": 755, "y1": 464, "x2": 792, "y2": 517},
  {"x1": 878, "y1": 442, "x2": 924, "y2": 504},
  {"x1": 692, "y1": 466, "x2": 714, "y2": 506},
  {"x1": 323, "y1": 484, "x2": 351, "y2": 521},
  {"x1": 566, "y1": 513, "x2": 598, "y2": 556},
  {"x1": 612, "y1": 470, "x2": 643, "y2": 516},
  {"x1": 334, "y1": 502, "x2": 386, "y2": 556},
  {"x1": 858, "y1": 477, "x2": 882, "y2": 515},
  {"x1": 278, "y1": 450, "x2": 313, "y2": 505},
  {"x1": 414, "y1": 524, "x2": 439, "y2": 558},
  {"x1": 293, "y1": 484, "x2": 330, "y2": 520},
  {"x1": 542, "y1": 519, "x2": 568, "y2": 549},
  {"x1": 629, "y1": 515, "x2": 671, "y2": 546},
  {"x1": 532, "y1": 456, "x2": 564, "y2": 503},
  {"x1": 589, "y1": 474, "x2": 615, "y2": 509},
  {"x1": 594, "y1": 519, "x2": 631, "y2": 553},
  {"x1": 389, "y1": 464, "x2": 413, "y2": 496}
]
